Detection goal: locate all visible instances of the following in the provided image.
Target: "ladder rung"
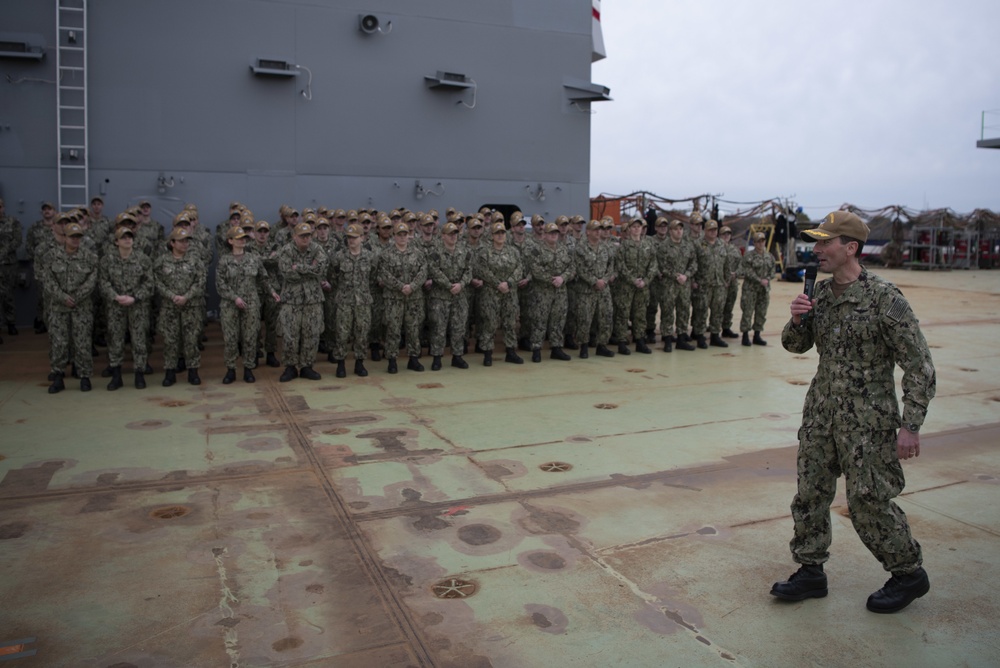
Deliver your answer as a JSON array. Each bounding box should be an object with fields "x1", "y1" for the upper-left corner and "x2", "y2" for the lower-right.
[
  {"x1": 60, "y1": 125, "x2": 85, "y2": 129},
  {"x1": 60, "y1": 85, "x2": 85, "y2": 91},
  {"x1": 59, "y1": 7, "x2": 85, "y2": 13},
  {"x1": 59, "y1": 66, "x2": 84, "y2": 72},
  {"x1": 60, "y1": 165, "x2": 87, "y2": 170},
  {"x1": 61, "y1": 144, "x2": 86, "y2": 149},
  {"x1": 59, "y1": 46, "x2": 84, "y2": 52},
  {"x1": 60, "y1": 105, "x2": 85, "y2": 110}
]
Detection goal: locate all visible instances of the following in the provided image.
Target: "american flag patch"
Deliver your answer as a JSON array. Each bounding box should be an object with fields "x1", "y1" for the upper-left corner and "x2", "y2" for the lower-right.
[{"x1": 886, "y1": 298, "x2": 907, "y2": 322}]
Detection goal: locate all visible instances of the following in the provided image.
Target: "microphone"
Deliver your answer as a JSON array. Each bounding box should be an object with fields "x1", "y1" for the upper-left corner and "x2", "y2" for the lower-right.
[{"x1": 801, "y1": 265, "x2": 818, "y2": 323}]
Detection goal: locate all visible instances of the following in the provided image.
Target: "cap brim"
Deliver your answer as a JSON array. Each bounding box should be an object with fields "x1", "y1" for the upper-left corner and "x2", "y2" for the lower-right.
[{"x1": 800, "y1": 228, "x2": 835, "y2": 242}]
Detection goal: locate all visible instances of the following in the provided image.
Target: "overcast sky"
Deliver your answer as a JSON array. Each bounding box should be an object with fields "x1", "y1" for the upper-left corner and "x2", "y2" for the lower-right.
[{"x1": 590, "y1": 0, "x2": 1000, "y2": 217}]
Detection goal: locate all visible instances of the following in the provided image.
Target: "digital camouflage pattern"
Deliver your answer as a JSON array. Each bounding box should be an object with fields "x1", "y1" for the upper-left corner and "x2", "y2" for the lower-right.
[
  {"x1": 154, "y1": 251, "x2": 207, "y2": 370},
  {"x1": 528, "y1": 242, "x2": 575, "y2": 348},
  {"x1": 426, "y1": 244, "x2": 472, "y2": 357},
  {"x1": 476, "y1": 244, "x2": 522, "y2": 351},
  {"x1": 378, "y1": 245, "x2": 427, "y2": 359},
  {"x1": 572, "y1": 240, "x2": 614, "y2": 346},
  {"x1": 721, "y1": 241, "x2": 742, "y2": 332},
  {"x1": 693, "y1": 238, "x2": 730, "y2": 335},
  {"x1": 739, "y1": 248, "x2": 775, "y2": 333},
  {"x1": 329, "y1": 247, "x2": 374, "y2": 361},
  {"x1": 43, "y1": 245, "x2": 98, "y2": 376},
  {"x1": 99, "y1": 250, "x2": 153, "y2": 369},
  {"x1": 0, "y1": 213, "x2": 23, "y2": 327},
  {"x1": 612, "y1": 237, "x2": 657, "y2": 341},
  {"x1": 278, "y1": 241, "x2": 328, "y2": 369},
  {"x1": 216, "y1": 252, "x2": 273, "y2": 369}
]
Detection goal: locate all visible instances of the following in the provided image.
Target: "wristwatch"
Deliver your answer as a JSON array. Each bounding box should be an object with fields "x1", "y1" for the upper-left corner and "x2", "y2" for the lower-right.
[{"x1": 905, "y1": 422, "x2": 920, "y2": 433}]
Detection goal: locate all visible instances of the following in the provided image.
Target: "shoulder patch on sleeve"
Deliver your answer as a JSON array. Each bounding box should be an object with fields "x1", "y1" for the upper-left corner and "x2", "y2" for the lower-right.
[{"x1": 886, "y1": 297, "x2": 907, "y2": 322}]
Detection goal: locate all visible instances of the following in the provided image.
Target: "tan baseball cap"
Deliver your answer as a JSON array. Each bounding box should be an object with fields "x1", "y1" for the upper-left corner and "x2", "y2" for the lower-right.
[
  {"x1": 801, "y1": 211, "x2": 869, "y2": 243},
  {"x1": 65, "y1": 222, "x2": 85, "y2": 237},
  {"x1": 293, "y1": 222, "x2": 313, "y2": 236},
  {"x1": 345, "y1": 223, "x2": 363, "y2": 238},
  {"x1": 169, "y1": 227, "x2": 191, "y2": 241}
]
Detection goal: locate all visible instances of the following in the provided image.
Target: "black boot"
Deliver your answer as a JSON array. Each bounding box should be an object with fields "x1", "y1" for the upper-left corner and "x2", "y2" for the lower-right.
[
  {"x1": 451, "y1": 355, "x2": 468, "y2": 369},
  {"x1": 407, "y1": 356, "x2": 424, "y2": 372},
  {"x1": 742, "y1": 332, "x2": 751, "y2": 346},
  {"x1": 243, "y1": 368, "x2": 255, "y2": 383},
  {"x1": 387, "y1": 358, "x2": 398, "y2": 374},
  {"x1": 327, "y1": 351, "x2": 336, "y2": 364},
  {"x1": 866, "y1": 568, "x2": 930, "y2": 614},
  {"x1": 695, "y1": 334, "x2": 708, "y2": 349},
  {"x1": 710, "y1": 333, "x2": 729, "y2": 348},
  {"x1": 550, "y1": 347, "x2": 571, "y2": 361},
  {"x1": 370, "y1": 343, "x2": 382, "y2": 362},
  {"x1": 107, "y1": 366, "x2": 123, "y2": 391},
  {"x1": 163, "y1": 369, "x2": 176, "y2": 387},
  {"x1": 722, "y1": 327, "x2": 739, "y2": 339},
  {"x1": 431, "y1": 355, "x2": 442, "y2": 371},
  {"x1": 579, "y1": 344, "x2": 589, "y2": 359},
  {"x1": 770, "y1": 564, "x2": 828, "y2": 601},
  {"x1": 753, "y1": 332, "x2": 768, "y2": 346},
  {"x1": 222, "y1": 368, "x2": 236, "y2": 384},
  {"x1": 564, "y1": 336, "x2": 579, "y2": 351},
  {"x1": 188, "y1": 368, "x2": 201, "y2": 385},
  {"x1": 676, "y1": 333, "x2": 695, "y2": 351},
  {"x1": 101, "y1": 365, "x2": 114, "y2": 378},
  {"x1": 266, "y1": 352, "x2": 281, "y2": 368},
  {"x1": 354, "y1": 359, "x2": 368, "y2": 377},
  {"x1": 505, "y1": 347, "x2": 523, "y2": 364},
  {"x1": 518, "y1": 337, "x2": 532, "y2": 352},
  {"x1": 663, "y1": 336, "x2": 673, "y2": 353},
  {"x1": 299, "y1": 366, "x2": 321, "y2": 380},
  {"x1": 280, "y1": 365, "x2": 298, "y2": 382},
  {"x1": 177, "y1": 357, "x2": 186, "y2": 371},
  {"x1": 80, "y1": 377, "x2": 92, "y2": 392},
  {"x1": 48, "y1": 371, "x2": 65, "y2": 394},
  {"x1": 595, "y1": 344, "x2": 615, "y2": 357},
  {"x1": 531, "y1": 348, "x2": 542, "y2": 363},
  {"x1": 635, "y1": 338, "x2": 651, "y2": 354},
  {"x1": 483, "y1": 350, "x2": 492, "y2": 367},
  {"x1": 617, "y1": 341, "x2": 632, "y2": 355},
  {"x1": 335, "y1": 360, "x2": 346, "y2": 378},
  {"x1": 134, "y1": 370, "x2": 146, "y2": 390},
  {"x1": 645, "y1": 329, "x2": 656, "y2": 343}
]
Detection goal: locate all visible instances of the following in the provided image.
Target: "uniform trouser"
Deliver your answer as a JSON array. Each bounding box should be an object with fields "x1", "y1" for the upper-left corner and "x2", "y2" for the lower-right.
[
  {"x1": 369, "y1": 287, "x2": 386, "y2": 347},
  {"x1": 384, "y1": 296, "x2": 424, "y2": 359},
  {"x1": 321, "y1": 292, "x2": 337, "y2": 348},
  {"x1": 647, "y1": 279, "x2": 664, "y2": 334},
  {"x1": 334, "y1": 302, "x2": 371, "y2": 361},
  {"x1": 530, "y1": 286, "x2": 567, "y2": 348},
  {"x1": 690, "y1": 286, "x2": 707, "y2": 336},
  {"x1": 659, "y1": 282, "x2": 691, "y2": 338},
  {"x1": 790, "y1": 426, "x2": 922, "y2": 575},
  {"x1": 466, "y1": 287, "x2": 482, "y2": 341},
  {"x1": 692, "y1": 284, "x2": 725, "y2": 335},
  {"x1": 107, "y1": 301, "x2": 150, "y2": 368},
  {"x1": 575, "y1": 287, "x2": 612, "y2": 346},
  {"x1": 518, "y1": 283, "x2": 533, "y2": 341},
  {"x1": 34, "y1": 276, "x2": 46, "y2": 326},
  {"x1": 280, "y1": 302, "x2": 323, "y2": 369},
  {"x1": 93, "y1": 291, "x2": 108, "y2": 341},
  {"x1": 429, "y1": 295, "x2": 468, "y2": 357},
  {"x1": 48, "y1": 305, "x2": 94, "y2": 377},
  {"x1": 160, "y1": 301, "x2": 203, "y2": 370},
  {"x1": 0, "y1": 263, "x2": 16, "y2": 326},
  {"x1": 564, "y1": 288, "x2": 578, "y2": 342},
  {"x1": 258, "y1": 292, "x2": 280, "y2": 354},
  {"x1": 740, "y1": 283, "x2": 770, "y2": 333},
  {"x1": 221, "y1": 300, "x2": 261, "y2": 369},
  {"x1": 612, "y1": 284, "x2": 649, "y2": 342},
  {"x1": 478, "y1": 290, "x2": 518, "y2": 351},
  {"x1": 722, "y1": 280, "x2": 738, "y2": 331}
]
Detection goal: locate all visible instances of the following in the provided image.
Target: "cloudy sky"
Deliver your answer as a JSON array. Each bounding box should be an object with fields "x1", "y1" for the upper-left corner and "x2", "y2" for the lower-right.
[{"x1": 590, "y1": 0, "x2": 1000, "y2": 217}]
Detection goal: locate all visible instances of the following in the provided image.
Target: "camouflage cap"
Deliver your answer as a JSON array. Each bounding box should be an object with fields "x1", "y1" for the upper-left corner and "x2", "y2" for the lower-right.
[
  {"x1": 509, "y1": 211, "x2": 524, "y2": 225},
  {"x1": 655, "y1": 217, "x2": 670, "y2": 228},
  {"x1": 394, "y1": 222, "x2": 410, "y2": 235},
  {"x1": 669, "y1": 219, "x2": 684, "y2": 229},
  {"x1": 479, "y1": 206, "x2": 491, "y2": 215},
  {"x1": 65, "y1": 222, "x2": 85, "y2": 237},
  {"x1": 345, "y1": 223, "x2": 363, "y2": 238},
  {"x1": 442, "y1": 222, "x2": 459, "y2": 235},
  {"x1": 543, "y1": 222, "x2": 559, "y2": 234},
  {"x1": 114, "y1": 226, "x2": 135, "y2": 240},
  {"x1": 359, "y1": 212, "x2": 374, "y2": 224},
  {"x1": 445, "y1": 207, "x2": 457, "y2": 216},
  {"x1": 555, "y1": 215, "x2": 569, "y2": 226},
  {"x1": 114, "y1": 212, "x2": 137, "y2": 226},
  {"x1": 302, "y1": 211, "x2": 318, "y2": 224},
  {"x1": 801, "y1": 210, "x2": 869, "y2": 243},
  {"x1": 570, "y1": 215, "x2": 585, "y2": 225},
  {"x1": 333, "y1": 209, "x2": 347, "y2": 218},
  {"x1": 420, "y1": 214, "x2": 436, "y2": 226},
  {"x1": 255, "y1": 220, "x2": 271, "y2": 231},
  {"x1": 469, "y1": 218, "x2": 484, "y2": 229},
  {"x1": 531, "y1": 214, "x2": 546, "y2": 226},
  {"x1": 704, "y1": 220, "x2": 719, "y2": 231},
  {"x1": 314, "y1": 217, "x2": 330, "y2": 228},
  {"x1": 54, "y1": 212, "x2": 72, "y2": 225},
  {"x1": 491, "y1": 222, "x2": 507, "y2": 234},
  {"x1": 172, "y1": 212, "x2": 192, "y2": 226},
  {"x1": 228, "y1": 226, "x2": 249, "y2": 240},
  {"x1": 720, "y1": 226, "x2": 732, "y2": 235},
  {"x1": 346, "y1": 209, "x2": 359, "y2": 220},
  {"x1": 403, "y1": 212, "x2": 418, "y2": 223},
  {"x1": 302, "y1": 208, "x2": 316, "y2": 216},
  {"x1": 377, "y1": 217, "x2": 393, "y2": 229},
  {"x1": 293, "y1": 222, "x2": 313, "y2": 236},
  {"x1": 586, "y1": 220, "x2": 601, "y2": 231},
  {"x1": 169, "y1": 226, "x2": 192, "y2": 241}
]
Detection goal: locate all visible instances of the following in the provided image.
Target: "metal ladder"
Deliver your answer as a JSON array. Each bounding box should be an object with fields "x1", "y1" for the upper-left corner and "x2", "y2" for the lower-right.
[{"x1": 56, "y1": 0, "x2": 88, "y2": 211}]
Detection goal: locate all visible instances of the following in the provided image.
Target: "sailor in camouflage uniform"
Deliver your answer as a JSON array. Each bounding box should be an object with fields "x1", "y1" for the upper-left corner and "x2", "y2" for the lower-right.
[
  {"x1": 154, "y1": 226, "x2": 207, "y2": 386},
  {"x1": 426, "y1": 222, "x2": 472, "y2": 370},
  {"x1": 476, "y1": 222, "x2": 524, "y2": 365},
  {"x1": 719, "y1": 225, "x2": 743, "y2": 339},
  {"x1": 691, "y1": 220, "x2": 731, "y2": 349},
  {"x1": 772, "y1": 211, "x2": 936, "y2": 614},
  {"x1": 572, "y1": 220, "x2": 615, "y2": 359},
  {"x1": 99, "y1": 225, "x2": 153, "y2": 390},
  {"x1": 277, "y1": 221, "x2": 327, "y2": 381},
  {"x1": 527, "y1": 222, "x2": 575, "y2": 362},
  {"x1": 739, "y1": 232, "x2": 775, "y2": 346},
  {"x1": 217, "y1": 226, "x2": 280, "y2": 383},
  {"x1": 611, "y1": 218, "x2": 657, "y2": 355},
  {"x1": 26, "y1": 202, "x2": 58, "y2": 333},
  {"x1": 250, "y1": 220, "x2": 282, "y2": 367},
  {"x1": 42, "y1": 220, "x2": 98, "y2": 393},
  {"x1": 0, "y1": 198, "x2": 23, "y2": 336},
  {"x1": 379, "y1": 221, "x2": 428, "y2": 373},
  {"x1": 653, "y1": 219, "x2": 697, "y2": 352},
  {"x1": 328, "y1": 223, "x2": 374, "y2": 378}
]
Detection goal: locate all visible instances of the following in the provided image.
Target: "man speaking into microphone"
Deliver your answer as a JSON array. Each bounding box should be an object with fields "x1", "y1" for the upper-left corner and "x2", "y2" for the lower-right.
[{"x1": 770, "y1": 210, "x2": 937, "y2": 614}]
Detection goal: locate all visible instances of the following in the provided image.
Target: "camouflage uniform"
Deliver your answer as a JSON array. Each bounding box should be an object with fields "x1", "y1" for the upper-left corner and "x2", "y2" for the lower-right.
[
  {"x1": 645, "y1": 233, "x2": 668, "y2": 338},
  {"x1": 0, "y1": 212, "x2": 23, "y2": 328},
  {"x1": 426, "y1": 243, "x2": 472, "y2": 357},
  {"x1": 721, "y1": 239, "x2": 743, "y2": 333},
  {"x1": 509, "y1": 234, "x2": 535, "y2": 345},
  {"x1": 781, "y1": 268, "x2": 935, "y2": 574},
  {"x1": 692, "y1": 238, "x2": 729, "y2": 336},
  {"x1": 739, "y1": 249, "x2": 775, "y2": 333},
  {"x1": 216, "y1": 252, "x2": 273, "y2": 370},
  {"x1": 368, "y1": 237, "x2": 393, "y2": 355},
  {"x1": 572, "y1": 239, "x2": 614, "y2": 346},
  {"x1": 654, "y1": 235, "x2": 698, "y2": 338},
  {"x1": 476, "y1": 244, "x2": 523, "y2": 351},
  {"x1": 277, "y1": 241, "x2": 328, "y2": 369},
  {"x1": 528, "y1": 241, "x2": 575, "y2": 349},
  {"x1": 99, "y1": 249, "x2": 153, "y2": 369},
  {"x1": 329, "y1": 246, "x2": 374, "y2": 361},
  {"x1": 154, "y1": 250, "x2": 207, "y2": 371},
  {"x1": 26, "y1": 218, "x2": 53, "y2": 327},
  {"x1": 612, "y1": 237, "x2": 657, "y2": 343},
  {"x1": 250, "y1": 236, "x2": 282, "y2": 357},
  {"x1": 379, "y1": 245, "x2": 427, "y2": 360},
  {"x1": 43, "y1": 244, "x2": 98, "y2": 377}
]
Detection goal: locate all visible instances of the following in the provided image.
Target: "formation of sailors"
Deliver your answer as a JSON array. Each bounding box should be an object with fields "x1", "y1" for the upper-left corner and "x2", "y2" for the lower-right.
[{"x1": 1, "y1": 198, "x2": 776, "y2": 393}]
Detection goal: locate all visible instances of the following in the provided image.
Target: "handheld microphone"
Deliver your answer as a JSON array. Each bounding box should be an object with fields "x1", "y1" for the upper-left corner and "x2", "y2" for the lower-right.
[{"x1": 801, "y1": 265, "x2": 818, "y2": 323}]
